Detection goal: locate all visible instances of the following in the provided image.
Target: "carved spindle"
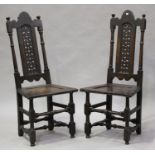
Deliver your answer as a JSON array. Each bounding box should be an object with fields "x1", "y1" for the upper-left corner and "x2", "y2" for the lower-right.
[
  {"x1": 138, "y1": 14, "x2": 146, "y2": 71},
  {"x1": 109, "y1": 14, "x2": 116, "y2": 69},
  {"x1": 6, "y1": 17, "x2": 19, "y2": 74},
  {"x1": 107, "y1": 14, "x2": 116, "y2": 83},
  {"x1": 47, "y1": 96, "x2": 54, "y2": 130},
  {"x1": 68, "y1": 92, "x2": 76, "y2": 138},
  {"x1": 37, "y1": 16, "x2": 51, "y2": 84},
  {"x1": 37, "y1": 16, "x2": 49, "y2": 71},
  {"x1": 124, "y1": 97, "x2": 130, "y2": 144},
  {"x1": 29, "y1": 99, "x2": 36, "y2": 146},
  {"x1": 84, "y1": 92, "x2": 91, "y2": 138}
]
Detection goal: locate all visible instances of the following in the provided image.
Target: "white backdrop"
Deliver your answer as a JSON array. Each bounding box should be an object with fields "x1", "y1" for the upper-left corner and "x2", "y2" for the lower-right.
[{"x1": 0, "y1": 4, "x2": 155, "y2": 149}]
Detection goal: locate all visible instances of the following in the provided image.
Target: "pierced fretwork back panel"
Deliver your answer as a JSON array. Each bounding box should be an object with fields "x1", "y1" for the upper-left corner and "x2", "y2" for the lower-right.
[
  {"x1": 16, "y1": 12, "x2": 41, "y2": 76},
  {"x1": 108, "y1": 10, "x2": 146, "y2": 82},
  {"x1": 115, "y1": 11, "x2": 136, "y2": 74}
]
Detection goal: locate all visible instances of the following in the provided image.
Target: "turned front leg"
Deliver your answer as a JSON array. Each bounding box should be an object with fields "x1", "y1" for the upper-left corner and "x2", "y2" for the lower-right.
[
  {"x1": 106, "y1": 95, "x2": 112, "y2": 130},
  {"x1": 136, "y1": 90, "x2": 142, "y2": 135},
  {"x1": 84, "y1": 92, "x2": 91, "y2": 138},
  {"x1": 68, "y1": 92, "x2": 76, "y2": 138},
  {"x1": 29, "y1": 99, "x2": 36, "y2": 146},
  {"x1": 124, "y1": 97, "x2": 131, "y2": 145},
  {"x1": 47, "y1": 96, "x2": 54, "y2": 130},
  {"x1": 17, "y1": 93, "x2": 24, "y2": 136}
]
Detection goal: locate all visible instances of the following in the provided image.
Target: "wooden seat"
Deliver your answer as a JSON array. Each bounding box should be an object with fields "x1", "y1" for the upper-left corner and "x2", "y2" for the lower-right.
[
  {"x1": 81, "y1": 83, "x2": 140, "y2": 97},
  {"x1": 6, "y1": 12, "x2": 78, "y2": 146},
  {"x1": 18, "y1": 84, "x2": 77, "y2": 99},
  {"x1": 80, "y1": 10, "x2": 146, "y2": 144}
]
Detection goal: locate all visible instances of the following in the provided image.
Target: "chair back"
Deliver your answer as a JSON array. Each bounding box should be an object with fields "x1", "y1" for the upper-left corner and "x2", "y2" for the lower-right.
[
  {"x1": 107, "y1": 10, "x2": 146, "y2": 87},
  {"x1": 6, "y1": 12, "x2": 51, "y2": 88}
]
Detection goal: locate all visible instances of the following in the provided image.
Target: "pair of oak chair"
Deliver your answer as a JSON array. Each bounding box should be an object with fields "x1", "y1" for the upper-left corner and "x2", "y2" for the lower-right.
[{"x1": 6, "y1": 10, "x2": 146, "y2": 146}]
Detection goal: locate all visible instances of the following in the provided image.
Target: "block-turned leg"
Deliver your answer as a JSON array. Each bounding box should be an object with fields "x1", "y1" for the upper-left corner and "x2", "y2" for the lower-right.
[
  {"x1": 17, "y1": 93, "x2": 24, "y2": 136},
  {"x1": 106, "y1": 95, "x2": 112, "y2": 130},
  {"x1": 68, "y1": 92, "x2": 76, "y2": 138},
  {"x1": 124, "y1": 97, "x2": 131, "y2": 145},
  {"x1": 47, "y1": 96, "x2": 54, "y2": 131},
  {"x1": 136, "y1": 90, "x2": 142, "y2": 135},
  {"x1": 84, "y1": 92, "x2": 91, "y2": 138},
  {"x1": 29, "y1": 99, "x2": 36, "y2": 146}
]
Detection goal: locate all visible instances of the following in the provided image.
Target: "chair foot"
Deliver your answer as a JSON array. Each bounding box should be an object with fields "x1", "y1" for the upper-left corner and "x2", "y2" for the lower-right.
[
  {"x1": 30, "y1": 143, "x2": 35, "y2": 147},
  {"x1": 48, "y1": 128, "x2": 54, "y2": 131},
  {"x1": 29, "y1": 129, "x2": 36, "y2": 147},
  {"x1": 125, "y1": 140, "x2": 129, "y2": 145},
  {"x1": 69, "y1": 122, "x2": 76, "y2": 138},
  {"x1": 124, "y1": 128, "x2": 130, "y2": 145},
  {"x1": 48, "y1": 124, "x2": 54, "y2": 131},
  {"x1": 136, "y1": 126, "x2": 141, "y2": 135},
  {"x1": 18, "y1": 127, "x2": 24, "y2": 136},
  {"x1": 71, "y1": 135, "x2": 75, "y2": 138},
  {"x1": 106, "y1": 127, "x2": 111, "y2": 130},
  {"x1": 85, "y1": 122, "x2": 91, "y2": 138},
  {"x1": 106, "y1": 123, "x2": 111, "y2": 130},
  {"x1": 86, "y1": 135, "x2": 90, "y2": 138},
  {"x1": 18, "y1": 131, "x2": 24, "y2": 137}
]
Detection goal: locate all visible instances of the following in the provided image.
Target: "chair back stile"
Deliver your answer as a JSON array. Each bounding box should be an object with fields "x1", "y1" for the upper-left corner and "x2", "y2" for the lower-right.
[
  {"x1": 6, "y1": 12, "x2": 51, "y2": 89},
  {"x1": 107, "y1": 10, "x2": 146, "y2": 87}
]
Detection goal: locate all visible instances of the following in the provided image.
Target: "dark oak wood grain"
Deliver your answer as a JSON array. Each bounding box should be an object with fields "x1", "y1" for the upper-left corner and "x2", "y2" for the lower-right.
[
  {"x1": 81, "y1": 83, "x2": 140, "y2": 97},
  {"x1": 18, "y1": 84, "x2": 78, "y2": 99}
]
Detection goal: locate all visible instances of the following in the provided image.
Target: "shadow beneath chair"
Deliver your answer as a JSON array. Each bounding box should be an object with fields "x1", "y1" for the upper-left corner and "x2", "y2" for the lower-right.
[
  {"x1": 37, "y1": 130, "x2": 69, "y2": 145},
  {"x1": 131, "y1": 117, "x2": 155, "y2": 145},
  {"x1": 92, "y1": 128, "x2": 123, "y2": 144},
  {"x1": 91, "y1": 116, "x2": 155, "y2": 145},
  {"x1": 25, "y1": 128, "x2": 81, "y2": 146}
]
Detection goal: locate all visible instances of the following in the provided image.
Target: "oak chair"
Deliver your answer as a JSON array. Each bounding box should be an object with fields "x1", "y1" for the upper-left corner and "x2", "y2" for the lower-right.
[
  {"x1": 6, "y1": 12, "x2": 78, "y2": 146},
  {"x1": 81, "y1": 10, "x2": 146, "y2": 144}
]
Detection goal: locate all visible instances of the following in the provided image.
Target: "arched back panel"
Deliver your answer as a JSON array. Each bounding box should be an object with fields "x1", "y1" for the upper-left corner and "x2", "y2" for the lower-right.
[
  {"x1": 6, "y1": 12, "x2": 52, "y2": 84},
  {"x1": 115, "y1": 10, "x2": 136, "y2": 74},
  {"x1": 108, "y1": 10, "x2": 146, "y2": 82},
  {"x1": 16, "y1": 12, "x2": 41, "y2": 76}
]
